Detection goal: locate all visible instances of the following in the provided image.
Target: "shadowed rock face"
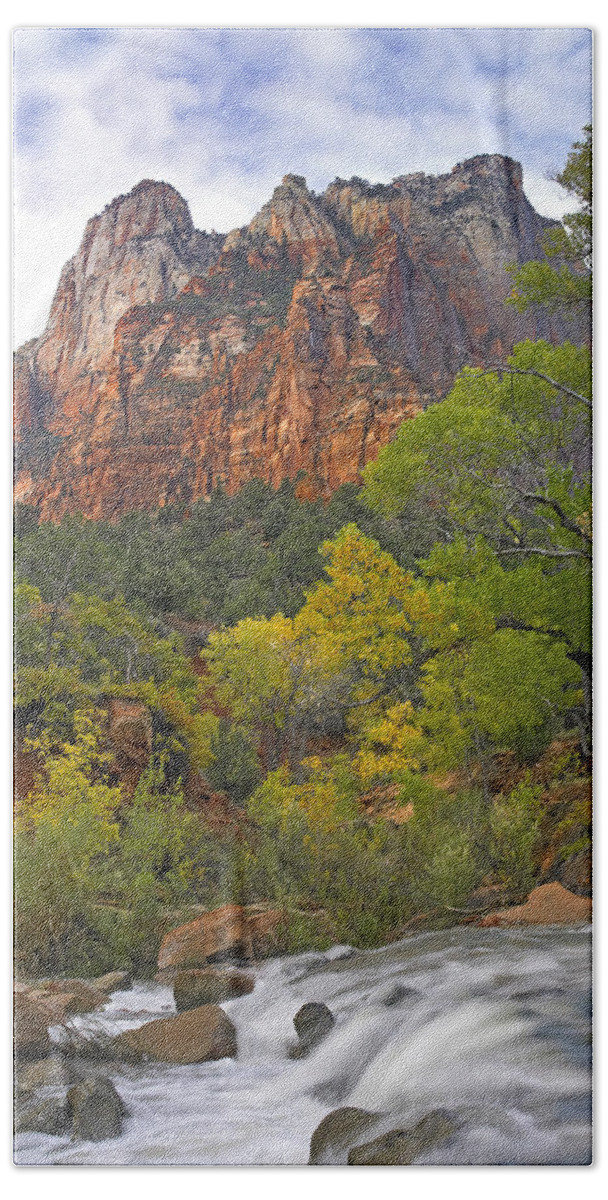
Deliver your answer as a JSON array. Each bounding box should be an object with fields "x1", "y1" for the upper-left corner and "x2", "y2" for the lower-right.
[
  {"x1": 15, "y1": 159, "x2": 580, "y2": 519},
  {"x1": 173, "y1": 968, "x2": 254, "y2": 1012}
]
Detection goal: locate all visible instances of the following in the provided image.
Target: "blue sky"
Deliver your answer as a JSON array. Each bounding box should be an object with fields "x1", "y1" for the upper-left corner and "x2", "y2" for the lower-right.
[{"x1": 13, "y1": 27, "x2": 592, "y2": 345}]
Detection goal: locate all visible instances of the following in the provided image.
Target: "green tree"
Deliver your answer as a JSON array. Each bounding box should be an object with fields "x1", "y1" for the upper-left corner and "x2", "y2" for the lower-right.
[
  {"x1": 15, "y1": 587, "x2": 217, "y2": 767},
  {"x1": 363, "y1": 341, "x2": 591, "y2": 750},
  {"x1": 295, "y1": 524, "x2": 431, "y2": 724},
  {"x1": 203, "y1": 614, "x2": 297, "y2": 767},
  {"x1": 207, "y1": 719, "x2": 261, "y2": 805},
  {"x1": 507, "y1": 125, "x2": 591, "y2": 313}
]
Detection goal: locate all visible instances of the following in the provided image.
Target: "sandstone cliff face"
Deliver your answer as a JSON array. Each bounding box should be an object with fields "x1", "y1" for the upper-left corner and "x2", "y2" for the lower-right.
[{"x1": 15, "y1": 159, "x2": 572, "y2": 519}]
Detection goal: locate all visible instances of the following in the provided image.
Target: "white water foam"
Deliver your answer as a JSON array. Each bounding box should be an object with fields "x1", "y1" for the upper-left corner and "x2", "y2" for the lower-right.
[{"x1": 14, "y1": 925, "x2": 592, "y2": 1165}]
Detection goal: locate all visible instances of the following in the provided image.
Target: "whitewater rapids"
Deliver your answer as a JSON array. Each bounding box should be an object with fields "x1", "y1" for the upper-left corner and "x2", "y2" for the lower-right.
[{"x1": 14, "y1": 924, "x2": 592, "y2": 1166}]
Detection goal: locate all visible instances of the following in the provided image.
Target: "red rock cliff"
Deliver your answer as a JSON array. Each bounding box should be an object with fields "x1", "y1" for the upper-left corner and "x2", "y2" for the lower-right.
[{"x1": 15, "y1": 159, "x2": 575, "y2": 519}]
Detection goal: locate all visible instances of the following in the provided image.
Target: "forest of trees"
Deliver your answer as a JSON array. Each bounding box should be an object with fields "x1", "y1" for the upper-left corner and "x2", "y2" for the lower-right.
[{"x1": 14, "y1": 129, "x2": 592, "y2": 978}]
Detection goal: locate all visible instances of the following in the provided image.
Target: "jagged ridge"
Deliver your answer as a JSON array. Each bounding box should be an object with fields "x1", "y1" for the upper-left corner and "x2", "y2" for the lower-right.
[{"x1": 15, "y1": 157, "x2": 575, "y2": 519}]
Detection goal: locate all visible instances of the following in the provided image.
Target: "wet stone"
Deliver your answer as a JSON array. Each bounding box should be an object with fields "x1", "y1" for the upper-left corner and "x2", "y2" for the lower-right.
[
  {"x1": 309, "y1": 1106, "x2": 380, "y2": 1165},
  {"x1": 68, "y1": 1078, "x2": 126, "y2": 1142},
  {"x1": 290, "y1": 1001, "x2": 335, "y2": 1058},
  {"x1": 377, "y1": 982, "x2": 419, "y2": 1007},
  {"x1": 347, "y1": 1111, "x2": 456, "y2": 1165},
  {"x1": 15, "y1": 1096, "x2": 71, "y2": 1137}
]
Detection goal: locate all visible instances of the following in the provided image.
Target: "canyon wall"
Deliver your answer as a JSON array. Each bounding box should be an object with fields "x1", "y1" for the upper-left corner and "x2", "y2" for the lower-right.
[{"x1": 15, "y1": 157, "x2": 575, "y2": 519}]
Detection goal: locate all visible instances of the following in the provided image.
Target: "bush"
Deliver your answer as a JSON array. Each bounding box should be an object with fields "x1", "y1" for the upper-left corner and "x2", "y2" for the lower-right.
[
  {"x1": 14, "y1": 829, "x2": 95, "y2": 976},
  {"x1": 115, "y1": 756, "x2": 211, "y2": 907},
  {"x1": 113, "y1": 871, "x2": 168, "y2": 977},
  {"x1": 419, "y1": 828, "x2": 479, "y2": 911},
  {"x1": 15, "y1": 710, "x2": 122, "y2": 975},
  {"x1": 490, "y1": 778, "x2": 542, "y2": 895},
  {"x1": 14, "y1": 727, "x2": 222, "y2": 976},
  {"x1": 207, "y1": 719, "x2": 261, "y2": 805},
  {"x1": 243, "y1": 762, "x2": 412, "y2": 946},
  {"x1": 400, "y1": 784, "x2": 486, "y2": 913}
]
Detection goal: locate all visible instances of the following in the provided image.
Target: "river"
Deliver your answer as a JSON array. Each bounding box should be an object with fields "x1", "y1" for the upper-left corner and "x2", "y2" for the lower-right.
[{"x1": 14, "y1": 924, "x2": 592, "y2": 1166}]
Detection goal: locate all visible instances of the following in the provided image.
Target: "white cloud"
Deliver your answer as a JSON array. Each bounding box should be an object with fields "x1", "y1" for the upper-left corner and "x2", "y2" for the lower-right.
[{"x1": 13, "y1": 28, "x2": 591, "y2": 346}]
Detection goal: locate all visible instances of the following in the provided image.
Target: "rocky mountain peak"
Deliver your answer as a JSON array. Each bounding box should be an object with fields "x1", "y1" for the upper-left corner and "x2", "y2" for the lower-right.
[
  {"x1": 90, "y1": 178, "x2": 197, "y2": 248},
  {"x1": 280, "y1": 173, "x2": 309, "y2": 193},
  {"x1": 451, "y1": 153, "x2": 523, "y2": 188},
  {"x1": 15, "y1": 157, "x2": 579, "y2": 520},
  {"x1": 244, "y1": 173, "x2": 341, "y2": 265},
  {"x1": 34, "y1": 180, "x2": 224, "y2": 382}
]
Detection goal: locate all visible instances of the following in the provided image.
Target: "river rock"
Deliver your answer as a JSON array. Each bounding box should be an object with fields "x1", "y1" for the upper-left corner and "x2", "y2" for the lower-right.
[
  {"x1": 36, "y1": 979, "x2": 107, "y2": 1016},
  {"x1": 309, "y1": 1107, "x2": 380, "y2": 1164},
  {"x1": 173, "y1": 968, "x2": 254, "y2": 1011},
  {"x1": 14, "y1": 992, "x2": 51, "y2": 1060},
  {"x1": 158, "y1": 904, "x2": 283, "y2": 970},
  {"x1": 479, "y1": 882, "x2": 591, "y2": 927},
  {"x1": 34, "y1": 993, "x2": 76, "y2": 1024},
  {"x1": 115, "y1": 1004, "x2": 237, "y2": 1064},
  {"x1": 68, "y1": 1078, "x2": 125, "y2": 1142},
  {"x1": 324, "y1": 944, "x2": 356, "y2": 962},
  {"x1": 15, "y1": 1095, "x2": 72, "y2": 1137},
  {"x1": 15, "y1": 1055, "x2": 71, "y2": 1094},
  {"x1": 376, "y1": 982, "x2": 419, "y2": 1007},
  {"x1": 93, "y1": 970, "x2": 133, "y2": 994},
  {"x1": 158, "y1": 904, "x2": 250, "y2": 969},
  {"x1": 347, "y1": 1110, "x2": 456, "y2": 1165},
  {"x1": 289, "y1": 1001, "x2": 335, "y2": 1058},
  {"x1": 247, "y1": 906, "x2": 284, "y2": 958}
]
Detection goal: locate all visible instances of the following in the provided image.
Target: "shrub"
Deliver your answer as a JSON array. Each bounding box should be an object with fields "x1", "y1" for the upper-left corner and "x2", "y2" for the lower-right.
[
  {"x1": 419, "y1": 828, "x2": 479, "y2": 911},
  {"x1": 207, "y1": 719, "x2": 261, "y2": 804},
  {"x1": 243, "y1": 761, "x2": 412, "y2": 946},
  {"x1": 490, "y1": 778, "x2": 542, "y2": 895},
  {"x1": 400, "y1": 784, "x2": 486, "y2": 913}
]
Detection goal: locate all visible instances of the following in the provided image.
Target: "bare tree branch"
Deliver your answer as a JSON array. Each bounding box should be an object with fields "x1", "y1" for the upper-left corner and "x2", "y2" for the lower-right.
[
  {"x1": 483, "y1": 364, "x2": 592, "y2": 410},
  {"x1": 495, "y1": 615, "x2": 591, "y2": 675},
  {"x1": 499, "y1": 545, "x2": 590, "y2": 560},
  {"x1": 520, "y1": 492, "x2": 592, "y2": 544}
]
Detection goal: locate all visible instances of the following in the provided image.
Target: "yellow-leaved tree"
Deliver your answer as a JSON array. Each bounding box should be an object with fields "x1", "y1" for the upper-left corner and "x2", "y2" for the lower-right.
[
  {"x1": 15, "y1": 708, "x2": 122, "y2": 974},
  {"x1": 295, "y1": 524, "x2": 431, "y2": 779}
]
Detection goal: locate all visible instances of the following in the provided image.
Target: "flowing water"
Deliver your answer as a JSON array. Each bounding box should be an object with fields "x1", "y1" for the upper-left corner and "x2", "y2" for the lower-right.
[{"x1": 15, "y1": 925, "x2": 592, "y2": 1166}]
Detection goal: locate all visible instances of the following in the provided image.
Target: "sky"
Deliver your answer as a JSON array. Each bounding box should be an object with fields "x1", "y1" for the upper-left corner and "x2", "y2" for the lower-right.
[{"x1": 13, "y1": 26, "x2": 592, "y2": 347}]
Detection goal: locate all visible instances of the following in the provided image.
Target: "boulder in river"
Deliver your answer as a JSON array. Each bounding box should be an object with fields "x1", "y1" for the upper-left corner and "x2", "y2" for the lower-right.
[
  {"x1": 43, "y1": 979, "x2": 107, "y2": 1013},
  {"x1": 347, "y1": 1110, "x2": 456, "y2": 1165},
  {"x1": 309, "y1": 1106, "x2": 380, "y2": 1164},
  {"x1": 173, "y1": 968, "x2": 254, "y2": 1011},
  {"x1": 247, "y1": 906, "x2": 285, "y2": 958},
  {"x1": 68, "y1": 1078, "x2": 125, "y2": 1142},
  {"x1": 158, "y1": 904, "x2": 282, "y2": 970},
  {"x1": 15, "y1": 1055, "x2": 72, "y2": 1095},
  {"x1": 289, "y1": 1001, "x2": 335, "y2": 1058},
  {"x1": 14, "y1": 992, "x2": 51, "y2": 1060},
  {"x1": 18, "y1": 978, "x2": 108, "y2": 1023},
  {"x1": 376, "y1": 982, "x2": 419, "y2": 1007},
  {"x1": 158, "y1": 904, "x2": 251, "y2": 969},
  {"x1": 93, "y1": 970, "x2": 133, "y2": 994},
  {"x1": 115, "y1": 1003, "x2": 237, "y2": 1064},
  {"x1": 15, "y1": 1095, "x2": 72, "y2": 1137},
  {"x1": 324, "y1": 944, "x2": 356, "y2": 962},
  {"x1": 479, "y1": 882, "x2": 591, "y2": 927}
]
